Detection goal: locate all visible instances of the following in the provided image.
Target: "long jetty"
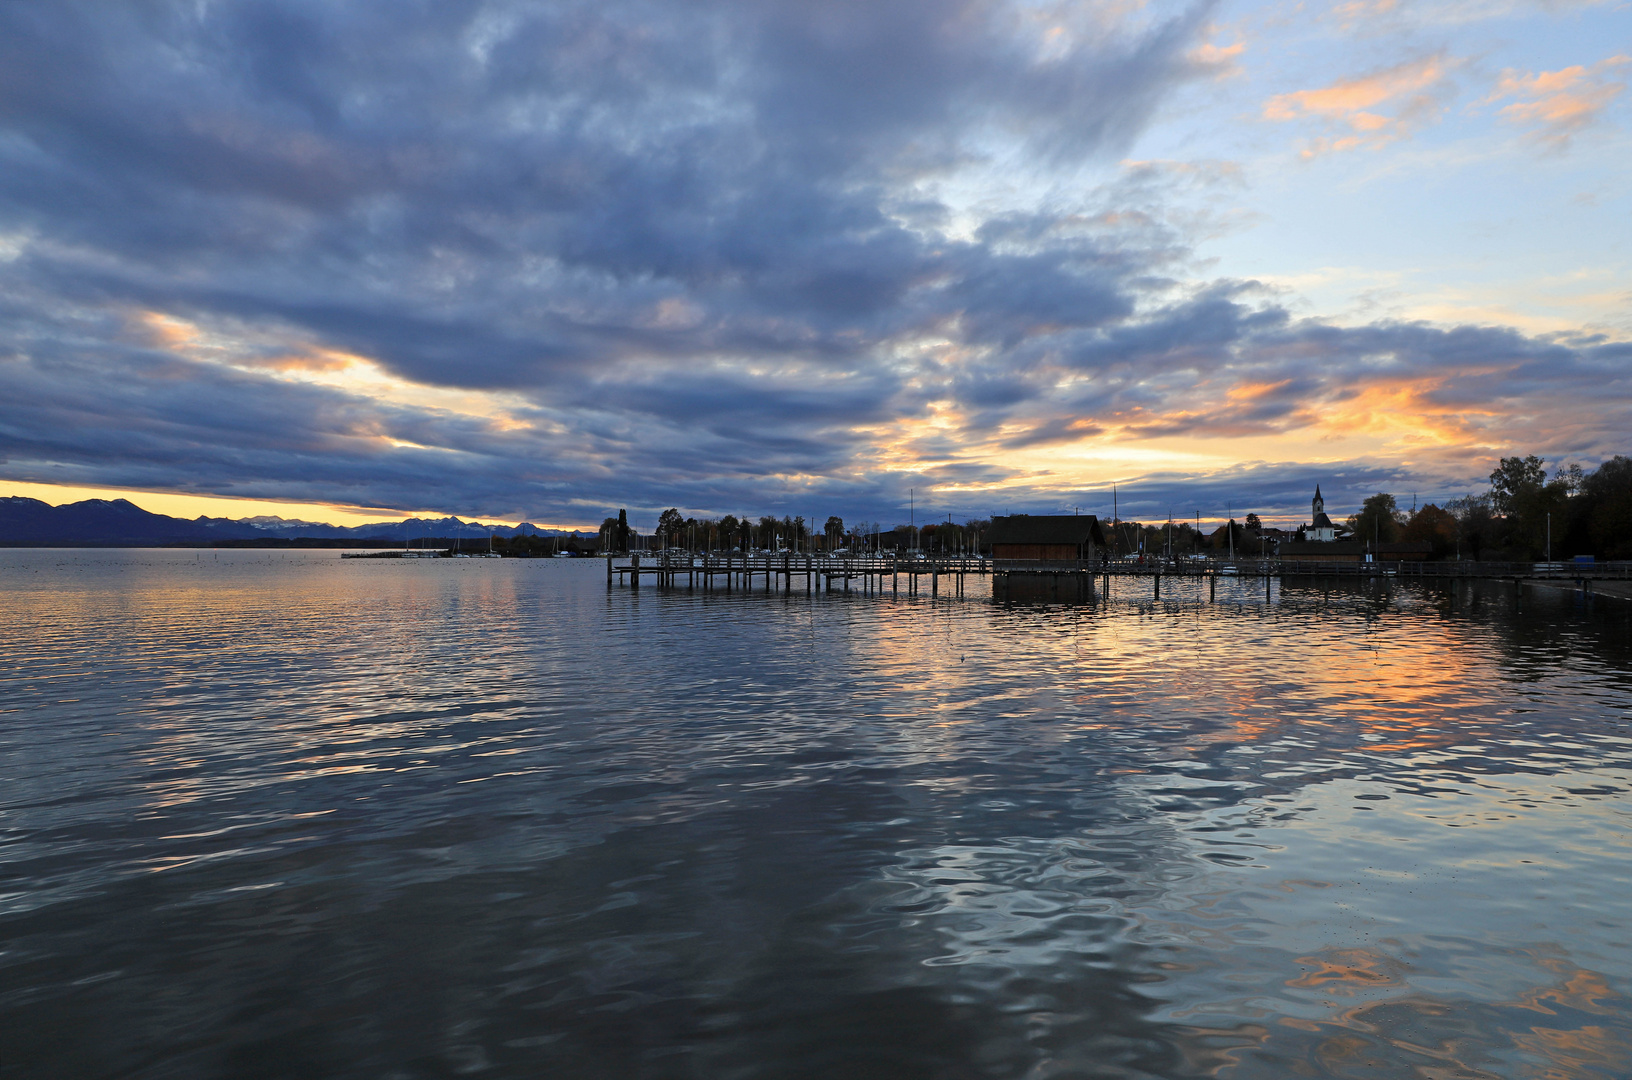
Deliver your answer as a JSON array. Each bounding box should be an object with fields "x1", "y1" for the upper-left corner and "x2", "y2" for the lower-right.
[
  {"x1": 608, "y1": 551, "x2": 986, "y2": 596},
  {"x1": 605, "y1": 552, "x2": 1630, "y2": 602}
]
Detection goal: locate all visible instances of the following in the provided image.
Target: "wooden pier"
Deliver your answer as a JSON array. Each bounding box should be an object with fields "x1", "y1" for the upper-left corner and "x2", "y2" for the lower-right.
[
  {"x1": 605, "y1": 552, "x2": 1630, "y2": 604},
  {"x1": 608, "y1": 552, "x2": 987, "y2": 596}
]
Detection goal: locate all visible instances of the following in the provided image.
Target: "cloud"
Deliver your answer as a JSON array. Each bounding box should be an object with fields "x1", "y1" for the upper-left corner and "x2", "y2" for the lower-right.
[
  {"x1": 1326, "y1": 0, "x2": 1612, "y2": 30},
  {"x1": 1263, "y1": 54, "x2": 1458, "y2": 157},
  {"x1": 0, "y1": 2, "x2": 1627, "y2": 528},
  {"x1": 1485, "y1": 55, "x2": 1629, "y2": 148},
  {"x1": 1186, "y1": 29, "x2": 1246, "y2": 80}
]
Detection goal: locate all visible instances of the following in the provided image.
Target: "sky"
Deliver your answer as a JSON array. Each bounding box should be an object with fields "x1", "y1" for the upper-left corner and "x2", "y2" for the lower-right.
[{"x1": 0, "y1": 0, "x2": 1627, "y2": 532}]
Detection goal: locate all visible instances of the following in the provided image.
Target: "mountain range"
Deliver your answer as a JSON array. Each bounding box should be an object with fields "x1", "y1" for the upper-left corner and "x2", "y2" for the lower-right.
[{"x1": 0, "y1": 496, "x2": 563, "y2": 545}]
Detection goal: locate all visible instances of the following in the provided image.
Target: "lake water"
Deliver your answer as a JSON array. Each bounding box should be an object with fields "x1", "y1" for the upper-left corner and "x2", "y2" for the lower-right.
[{"x1": 2, "y1": 549, "x2": 1630, "y2": 1079}]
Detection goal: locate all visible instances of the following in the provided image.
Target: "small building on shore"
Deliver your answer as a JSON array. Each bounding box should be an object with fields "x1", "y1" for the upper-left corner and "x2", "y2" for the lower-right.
[
  {"x1": 988, "y1": 515, "x2": 1107, "y2": 562},
  {"x1": 1304, "y1": 485, "x2": 1345, "y2": 543}
]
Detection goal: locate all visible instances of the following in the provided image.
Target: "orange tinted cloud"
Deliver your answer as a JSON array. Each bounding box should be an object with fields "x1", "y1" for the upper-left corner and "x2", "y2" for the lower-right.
[
  {"x1": 1188, "y1": 32, "x2": 1246, "y2": 81},
  {"x1": 1264, "y1": 54, "x2": 1456, "y2": 157},
  {"x1": 1487, "y1": 55, "x2": 1629, "y2": 148}
]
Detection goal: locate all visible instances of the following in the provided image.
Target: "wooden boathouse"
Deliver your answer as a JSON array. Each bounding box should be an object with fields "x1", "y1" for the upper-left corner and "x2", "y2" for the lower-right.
[
  {"x1": 986, "y1": 514, "x2": 1109, "y2": 602},
  {"x1": 986, "y1": 515, "x2": 1107, "y2": 562}
]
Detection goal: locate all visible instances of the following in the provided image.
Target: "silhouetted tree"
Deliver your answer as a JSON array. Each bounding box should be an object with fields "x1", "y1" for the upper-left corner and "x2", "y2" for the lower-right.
[
  {"x1": 1348, "y1": 492, "x2": 1402, "y2": 546},
  {"x1": 1508, "y1": 477, "x2": 1570, "y2": 558},
  {"x1": 1580, "y1": 455, "x2": 1632, "y2": 558},
  {"x1": 1401, "y1": 503, "x2": 1457, "y2": 558},
  {"x1": 1448, "y1": 494, "x2": 1494, "y2": 559},
  {"x1": 1489, "y1": 455, "x2": 1546, "y2": 516}
]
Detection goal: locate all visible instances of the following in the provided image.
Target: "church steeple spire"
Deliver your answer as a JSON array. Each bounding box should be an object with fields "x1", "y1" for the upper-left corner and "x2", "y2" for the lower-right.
[{"x1": 1313, "y1": 484, "x2": 1324, "y2": 517}]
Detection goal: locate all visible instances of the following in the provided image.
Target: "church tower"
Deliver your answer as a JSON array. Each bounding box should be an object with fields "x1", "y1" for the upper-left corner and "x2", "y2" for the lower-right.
[{"x1": 1308, "y1": 484, "x2": 1336, "y2": 542}]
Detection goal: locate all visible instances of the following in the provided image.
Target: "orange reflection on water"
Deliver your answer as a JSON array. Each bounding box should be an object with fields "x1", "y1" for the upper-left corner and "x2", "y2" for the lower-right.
[
  {"x1": 1511, "y1": 1024, "x2": 1632, "y2": 1079},
  {"x1": 1518, "y1": 957, "x2": 1620, "y2": 1017},
  {"x1": 1264, "y1": 950, "x2": 1632, "y2": 1079},
  {"x1": 1286, "y1": 948, "x2": 1408, "y2": 995}
]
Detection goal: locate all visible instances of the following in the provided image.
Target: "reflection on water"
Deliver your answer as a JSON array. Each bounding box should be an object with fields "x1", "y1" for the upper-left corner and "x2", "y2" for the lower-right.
[{"x1": 2, "y1": 550, "x2": 1630, "y2": 1078}]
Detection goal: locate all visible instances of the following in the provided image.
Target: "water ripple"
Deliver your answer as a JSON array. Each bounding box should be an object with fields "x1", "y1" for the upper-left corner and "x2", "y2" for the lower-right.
[{"x1": 1, "y1": 550, "x2": 1629, "y2": 1077}]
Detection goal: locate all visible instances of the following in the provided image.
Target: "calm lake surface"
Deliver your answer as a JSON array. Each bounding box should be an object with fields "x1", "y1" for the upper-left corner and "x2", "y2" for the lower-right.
[{"x1": 2, "y1": 549, "x2": 1630, "y2": 1079}]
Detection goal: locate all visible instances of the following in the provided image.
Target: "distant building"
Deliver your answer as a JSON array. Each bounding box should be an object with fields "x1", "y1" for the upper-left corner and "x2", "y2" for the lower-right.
[
  {"x1": 1306, "y1": 484, "x2": 1340, "y2": 542},
  {"x1": 987, "y1": 515, "x2": 1107, "y2": 562}
]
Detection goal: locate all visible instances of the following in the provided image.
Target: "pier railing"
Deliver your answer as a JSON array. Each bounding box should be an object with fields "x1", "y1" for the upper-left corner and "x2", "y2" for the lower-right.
[{"x1": 605, "y1": 550, "x2": 989, "y2": 594}]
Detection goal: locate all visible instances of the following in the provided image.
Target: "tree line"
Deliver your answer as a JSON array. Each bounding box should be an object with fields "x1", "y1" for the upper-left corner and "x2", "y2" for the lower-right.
[
  {"x1": 1346, "y1": 454, "x2": 1632, "y2": 560},
  {"x1": 595, "y1": 509, "x2": 993, "y2": 554},
  {"x1": 589, "y1": 453, "x2": 1631, "y2": 560}
]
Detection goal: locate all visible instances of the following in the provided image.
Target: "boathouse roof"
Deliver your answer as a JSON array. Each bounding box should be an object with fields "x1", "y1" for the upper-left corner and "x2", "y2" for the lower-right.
[{"x1": 987, "y1": 515, "x2": 1107, "y2": 548}]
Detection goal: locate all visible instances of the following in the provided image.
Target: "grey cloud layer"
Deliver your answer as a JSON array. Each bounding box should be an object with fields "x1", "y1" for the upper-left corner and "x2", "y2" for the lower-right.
[{"x1": 0, "y1": 0, "x2": 1625, "y2": 525}]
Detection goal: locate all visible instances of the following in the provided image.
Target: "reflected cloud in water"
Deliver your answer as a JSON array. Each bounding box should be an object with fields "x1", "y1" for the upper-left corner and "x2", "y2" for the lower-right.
[{"x1": 1, "y1": 550, "x2": 1629, "y2": 1077}]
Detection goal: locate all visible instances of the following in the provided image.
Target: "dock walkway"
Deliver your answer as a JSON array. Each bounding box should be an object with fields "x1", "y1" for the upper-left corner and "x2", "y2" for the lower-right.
[
  {"x1": 604, "y1": 552, "x2": 1631, "y2": 602},
  {"x1": 607, "y1": 552, "x2": 987, "y2": 596}
]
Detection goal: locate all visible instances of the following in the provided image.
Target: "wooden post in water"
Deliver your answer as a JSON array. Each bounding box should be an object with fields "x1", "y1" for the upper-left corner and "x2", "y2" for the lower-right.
[
  {"x1": 631, "y1": 551, "x2": 640, "y2": 587},
  {"x1": 607, "y1": 553, "x2": 613, "y2": 586},
  {"x1": 1154, "y1": 573, "x2": 1160, "y2": 599},
  {"x1": 1209, "y1": 573, "x2": 1215, "y2": 602}
]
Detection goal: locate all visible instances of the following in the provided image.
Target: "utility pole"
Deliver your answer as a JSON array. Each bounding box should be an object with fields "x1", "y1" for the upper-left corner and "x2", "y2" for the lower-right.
[{"x1": 1112, "y1": 483, "x2": 1119, "y2": 557}]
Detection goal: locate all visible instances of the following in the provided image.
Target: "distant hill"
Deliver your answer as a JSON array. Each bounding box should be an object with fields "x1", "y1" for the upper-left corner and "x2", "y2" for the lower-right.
[
  {"x1": 0, "y1": 497, "x2": 259, "y2": 544},
  {"x1": 0, "y1": 496, "x2": 562, "y2": 546}
]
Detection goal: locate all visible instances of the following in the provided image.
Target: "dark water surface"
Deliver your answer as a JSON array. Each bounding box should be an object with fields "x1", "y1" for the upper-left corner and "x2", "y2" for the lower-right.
[{"x1": 3, "y1": 550, "x2": 1630, "y2": 1079}]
